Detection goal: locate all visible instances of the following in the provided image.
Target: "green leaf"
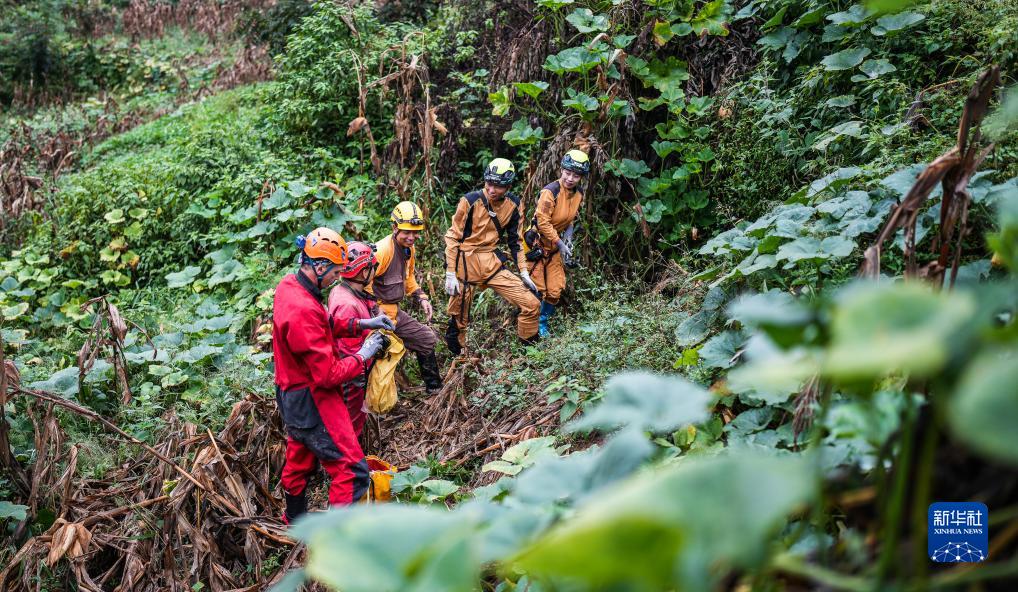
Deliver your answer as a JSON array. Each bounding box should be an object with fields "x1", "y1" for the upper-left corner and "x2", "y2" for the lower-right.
[
  {"x1": 488, "y1": 86, "x2": 511, "y2": 117},
  {"x1": 421, "y1": 479, "x2": 460, "y2": 501},
  {"x1": 606, "y1": 159, "x2": 650, "y2": 179},
  {"x1": 561, "y1": 89, "x2": 599, "y2": 114},
  {"x1": 0, "y1": 500, "x2": 28, "y2": 521},
  {"x1": 513, "y1": 81, "x2": 549, "y2": 99},
  {"x1": 503, "y1": 118, "x2": 545, "y2": 146},
  {"x1": 161, "y1": 371, "x2": 189, "y2": 388},
  {"x1": 859, "y1": 58, "x2": 896, "y2": 78},
  {"x1": 293, "y1": 505, "x2": 481, "y2": 592},
  {"x1": 104, "y1": 208, "x2": 126, "y2": 224},
  {"x1": 821, "y1": 47, "x2": 871, "y2": 71},
  {"x1": 544, "y1": 46, "x2": 601, "y2": 74},
  {"x1": 391, "y1": 465, "x2": 430, "y2": 493},
  {"x1": 699, "y1": 330, "x2": 748, "y2": 369},
  {"x1": 826, "y1": 95, "x2": 857, "y2": 108},
  {"x1": 263, "y1": 187, "x2": 294, "y2": 210},
  {"x1": 165, "y1": 266, "x2": 201, "y2": 288},
  {"x1": 948, "y1": 348, "x2": 1018, "y2": 466},
  {"x1": 824, "y1": 282, "x2": 976, "y2": 381},
  {"x1": 514, "y1": 453, "x2": 816, "y2": 590},
  {"x1": 826, "y1": 4, "x2": 873, "y2": 26},
  {"x1": 775, "y1": 237, "x2": 823, "y2": 264},
  {"x1": 128, "y1": 207, "x2": 148, "y2": 220},
  {"x1": 870, "y1": 11, "x2": 924, "y2": 35},
  {"x1": 569, "y1": 371, "x2": 711, "y2": 434},
  {"x1": 2, "y1": 302, "x2": 29, "y2": 320},
  {"x1": 536, "y1": 0, "x2": 574, "y2": 8},
  {"x1": 566, "y1": 8, "x2": 609, "y2": 33},
  {"x1": 690, "y1": 0, "x2": 731, "y2": 36}
]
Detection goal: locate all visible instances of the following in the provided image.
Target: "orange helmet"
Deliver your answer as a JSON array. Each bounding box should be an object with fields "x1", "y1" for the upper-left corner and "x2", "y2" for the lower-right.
[
  {"x1": 339, "y1": 241, "x2": 377, "y2": 279},
  {"x1": 299, "y1": 227, "x2": 347, "y2": 265}
]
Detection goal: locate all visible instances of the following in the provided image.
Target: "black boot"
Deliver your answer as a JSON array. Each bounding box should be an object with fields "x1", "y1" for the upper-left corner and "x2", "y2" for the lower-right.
[
  {"x1": 416, "y1": 351, "x2": 443, "y2": 394},
  {"x1": 520, "y1": 332, "x2": 540, "y2": 347},
  {"x1": 445, "y1": 317, "x2": 462, "y2": 356},
  {"x1": 283, "y1": 491, "x2": 307, "y2": 525}
]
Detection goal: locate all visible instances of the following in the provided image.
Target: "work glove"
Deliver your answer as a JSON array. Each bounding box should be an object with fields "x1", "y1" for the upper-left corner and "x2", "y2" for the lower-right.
[
  {"x1": 562, "y1": 224, "x2": 575, "y2": 243},
  {"x1": 358, "y1": 314, "x2": 395, "y2": 331},
  {"x1": 445, "y1": 271, "x2": 461, "y2": 296},
  {"x1": 520, "y1": 269, "x2": 537, "y2": 292},
  {"x1": 420, "y1": 296, "x2": 434, "y2": 322},
  {"x1": 556, "y1": 238, "x2": 572, "y2": 261},
  {"x1": 356, "y1": 332, "x2": 386, "y2": 360}
]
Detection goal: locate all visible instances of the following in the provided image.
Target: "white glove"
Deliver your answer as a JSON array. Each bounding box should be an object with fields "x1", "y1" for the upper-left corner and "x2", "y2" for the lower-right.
[
  {"x1": 445, "y1": 271, "x2": 461, "y2": 296},
  {"x1": 520, "y1": 269, "x2": 537, "y2": 292},
  {"x1": 562, "y1": 224, "x2": 575, "y2": 242}
]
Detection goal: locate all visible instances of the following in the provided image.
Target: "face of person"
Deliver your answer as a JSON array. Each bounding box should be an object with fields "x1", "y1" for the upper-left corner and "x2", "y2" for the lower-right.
[
  {"x1": 560, "y1": 169, "x2": 582, "y2": 189},
  {"x1": 319, "y1": 265, "x2": 341, "y2": 288},
  {"x1": 394, "y1": 229, "x2": 420, "y2": 248},
  {"x1": 485, "y1": 182, "x2": 510, "y2": 199}
]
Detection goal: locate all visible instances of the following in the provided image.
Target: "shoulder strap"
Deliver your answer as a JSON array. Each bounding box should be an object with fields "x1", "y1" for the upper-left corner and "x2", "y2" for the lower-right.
[
  {"x1": 459, "y1": 191, "x2": 483, "y2": 242},
  {"x1": 543, "y1": 181, "x2": 561, "y2": 201},
  {"x1": 477, "y1": 192, "x2": 504, "y2": 235}
]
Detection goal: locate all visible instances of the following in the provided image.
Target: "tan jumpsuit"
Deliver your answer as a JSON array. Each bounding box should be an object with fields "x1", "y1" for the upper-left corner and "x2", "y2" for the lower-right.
[{"x1": 528, "y1": 182, "x2": 583, "y2": 305}]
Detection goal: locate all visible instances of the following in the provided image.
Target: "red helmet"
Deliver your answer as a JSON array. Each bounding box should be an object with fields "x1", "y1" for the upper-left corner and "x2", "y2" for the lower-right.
[{"x1": 339, "y1": 241, "x2": 377, "y2": 278}]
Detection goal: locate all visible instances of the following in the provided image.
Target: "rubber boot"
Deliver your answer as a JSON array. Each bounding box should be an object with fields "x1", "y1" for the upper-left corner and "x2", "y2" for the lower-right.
[
  {"x1": 520, "y1": 333, "x2": 540, "y2": 347},
  {"x1": 445, "y1": 317, "x2": 462, "y2": 356},
  {"x1": 416, "y1": 350, "x2": 443, "y2": 394},
  {"x1": 538, "y1": 301, "x2": 556, "y2": 338},
  {"x1": 283, "y1": 491, "x2": 307, "y2": 525}
]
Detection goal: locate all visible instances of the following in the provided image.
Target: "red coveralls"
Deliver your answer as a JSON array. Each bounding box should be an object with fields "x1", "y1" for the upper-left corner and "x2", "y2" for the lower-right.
[
  {"x1": 272, "y1": 273, "x2": 370, "y2": 506},
  {"x1": 326, "y1": 282, "x2": 379, "y2": 436}
]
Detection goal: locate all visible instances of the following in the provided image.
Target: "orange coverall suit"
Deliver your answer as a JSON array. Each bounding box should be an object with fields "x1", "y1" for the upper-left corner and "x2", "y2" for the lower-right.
[
  {"x1": 444, "y1": 188, "x2": 540, "y2": 351},
  {"x1": 528, "y1": 181, "x2": 583, "y2": 305}
]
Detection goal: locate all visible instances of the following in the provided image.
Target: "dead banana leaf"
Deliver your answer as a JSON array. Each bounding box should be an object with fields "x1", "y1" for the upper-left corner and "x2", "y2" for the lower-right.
[
  {"x1": 3, "y1": 359, "x2": 20, "y2": 390},
  {"x1": 108, "y1": 303, "x2": 127, "y2": 343},
  {"x1": 347, "y1": 116, "x2": 370, "y2": 136},
  {"x1": 46, "y1": 520, "x2": 92, "y2": 567}
]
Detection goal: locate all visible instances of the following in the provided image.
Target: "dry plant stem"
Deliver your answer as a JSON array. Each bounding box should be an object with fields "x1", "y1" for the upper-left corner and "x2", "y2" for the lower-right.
[{"x1": 10, "y1": 386, "x2": 209, "y2": 493}]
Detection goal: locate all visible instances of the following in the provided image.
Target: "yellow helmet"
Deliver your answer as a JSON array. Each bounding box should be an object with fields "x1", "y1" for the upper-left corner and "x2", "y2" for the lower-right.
[
  {"x1": 561, "y1": 149, "x2": 590, "y2": 175},
  {"x1": 483, "y1": 158, "x2": 516, "y2": 186},
  {"x1": 391, "y1": 201, "x2": 425, "y2": 231}
]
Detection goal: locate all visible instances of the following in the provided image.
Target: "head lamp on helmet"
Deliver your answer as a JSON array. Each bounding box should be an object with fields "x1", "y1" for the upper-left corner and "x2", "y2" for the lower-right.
[
  {"x1": 561, "y1": 149, "x2": 590, "y2": 176},
  {"x1": 483, "y1": 158, "x2": 516, "y2": 186},
  {"x1": 391, "y1": 201, "x2": 425, "y2": 231}
]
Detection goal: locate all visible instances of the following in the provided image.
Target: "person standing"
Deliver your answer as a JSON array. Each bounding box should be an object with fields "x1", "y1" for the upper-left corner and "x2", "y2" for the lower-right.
[
  {"x1": 328, "y1": 241, "x2": 396, "y2": 436},
  {"x1": 525, "y1": 149, "x2": 589, "y2": 337},
  {"x1": 369, "y1": 202, "x2": 443, "y2": 394},
  {"x1": 272, "y1": 228, "x2": 388, "y2": 523},
  {"x1": 443, "y1": 158, "x2": 541, "y2": 354}
]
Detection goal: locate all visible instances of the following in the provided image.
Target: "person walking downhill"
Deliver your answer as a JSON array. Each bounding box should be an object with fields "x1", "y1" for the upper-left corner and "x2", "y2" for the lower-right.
[
  {"x1": 443, "y1": 158, "x2": 541, "y2": 354},
  {"x1": 369, "y1": 202, "x2": 443, "y2": 394},
  {"x1": 524, "y1": 149, "x2": 590, "y2": 337},
  {"x1": 327, "y1": 241, "x2": 396, "y2": 436},
  {"x1": 272, "y1": 228, "x2": 389, "y2": 524}
]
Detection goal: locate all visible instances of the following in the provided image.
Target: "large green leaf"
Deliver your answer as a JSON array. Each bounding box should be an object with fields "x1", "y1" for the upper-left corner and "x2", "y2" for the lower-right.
[
  {"x1": 293, "y1": 505, "x2": 482, "y2": 592},
  {"x1": 165, "y1": 266, "x2": 201, "y2": 288},
  {"x1": 513, "y1": 81, "x2": 549, "y2": 99},
  {"x1": 948, "y1": 348, "x2": 1018, "y2": 465},
  {"x1": 565, "y1": 8, "x2": 609, "y2": 33},
  {"x1": 568, "y1": 372, "x2": 711, "y2": 434},
  {"x1": 826, "y1": 4, "x2": 873, "y2": 26},
  {"x1": 858, "y1": 58, "x2": 897, "y2": 78},
  {"x1": 824, "y1": 282, "x2": 977, "y2": 381},
  {"x1": 821, "y1": 47, "x2": 871, "y2": 71},
  {"x1": 543, "y1": 46, "x2": 601, "y2": 74},
  {"x1": 605, "y1": 158, "x2": 650, "y2": 179},
  {"x1": 870, "y1": 11, "x2": 924, "y2": 35},
  {"x1": 699, "y1": 329, "x2": 748, "y2": 369},
  {"x1": 513, "y1": 453, "x2": 816, "y2": 591},
  {"x1": 503, "y1": 118, "x2": 545, "y2": 146},
  {"x1": 0, "y1": 500, "x2": 28, "y2": 521}
]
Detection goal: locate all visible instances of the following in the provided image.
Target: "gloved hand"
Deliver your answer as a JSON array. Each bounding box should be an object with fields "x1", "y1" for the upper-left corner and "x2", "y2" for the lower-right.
[
  {"x1": 445, "y1": 271, "x2": 461, "y2": 296},
  {"x1": 358, "y1": 314, "x2": 395, "y2": 331},
  {"x1": 420, "y1": 297, "x2": 434, "y2": 322},
  {"x1": 562, "y1": 224, "x2": 575, "y2": 243},
  {"x1": 556, "y1": 238, "x2": 572, "y2": 261},
  {"x1": 356, "y1": 332, "x2": 386, "y2": 360},
  {"x1": 520, "y1": 269, "x2": 537, "y2": 292}
]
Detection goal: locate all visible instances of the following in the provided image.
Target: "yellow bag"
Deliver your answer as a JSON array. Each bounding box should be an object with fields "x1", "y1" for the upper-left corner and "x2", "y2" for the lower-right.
[
  {"x1": 360, "y1": 455, "x2": 396, "y2": 503},
  {"x1": 365, "y1": 329, "x2": 405, "y2": 414}
]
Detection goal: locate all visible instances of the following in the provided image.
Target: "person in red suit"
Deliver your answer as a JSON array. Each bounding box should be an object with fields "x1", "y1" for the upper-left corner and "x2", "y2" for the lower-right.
[{"x1": 271, "y1": 228, "x2": 393, "y2": 523}]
